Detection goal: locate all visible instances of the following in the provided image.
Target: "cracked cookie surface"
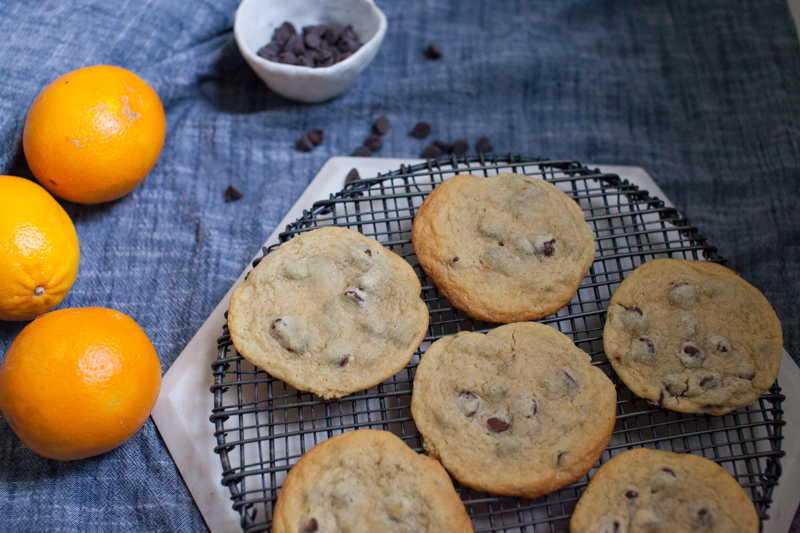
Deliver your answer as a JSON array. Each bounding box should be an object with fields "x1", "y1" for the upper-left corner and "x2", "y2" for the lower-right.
[
  {"x1": 228, "y1": 227, "x2": 429, "y2": 399},
  {"x1": 570, "y1": 448, "x2": 759, "y2": 533},
  {"x1": 410, "y1": 322, "x2": 616, "y2": 498},
  {"x1": 271, "y1": 430, "x2": 474, "y2": 533},
  {"x1": 411, "y1": 173, "x2": 596, "y2": 323},
  {"x1": 603, "y1": 259, "x2": 782, "y2": 415}
]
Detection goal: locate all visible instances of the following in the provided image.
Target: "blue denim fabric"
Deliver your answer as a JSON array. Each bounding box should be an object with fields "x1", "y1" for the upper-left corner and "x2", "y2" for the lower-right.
[{"x1": 1, "y1": 0, "x2": 799, "y2": 531}]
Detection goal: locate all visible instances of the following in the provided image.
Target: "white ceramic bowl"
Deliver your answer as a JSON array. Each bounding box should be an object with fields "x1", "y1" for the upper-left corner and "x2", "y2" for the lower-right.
[{"x1": 234, "y1": 0, "x2": 387, "y2": 103}]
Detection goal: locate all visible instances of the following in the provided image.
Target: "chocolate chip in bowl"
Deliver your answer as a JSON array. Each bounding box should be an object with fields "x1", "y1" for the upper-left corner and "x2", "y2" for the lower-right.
[
  {"x1": 234, "y1": 0, "x2": 387, "y2": 103},
  {"x1": 257, "y1": 22, "x2": 363, "y2": 68}
]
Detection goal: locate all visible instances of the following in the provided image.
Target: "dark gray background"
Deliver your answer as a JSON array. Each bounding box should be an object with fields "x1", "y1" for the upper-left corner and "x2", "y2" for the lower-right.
[{"x1": 0, "y1": 0, "x2": 798, "y2": 531}]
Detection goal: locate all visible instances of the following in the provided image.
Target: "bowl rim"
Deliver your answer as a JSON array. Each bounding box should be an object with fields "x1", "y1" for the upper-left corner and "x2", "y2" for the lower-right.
[{"x1": 233, "y1": 0, "x2": 388, "y2": 76}]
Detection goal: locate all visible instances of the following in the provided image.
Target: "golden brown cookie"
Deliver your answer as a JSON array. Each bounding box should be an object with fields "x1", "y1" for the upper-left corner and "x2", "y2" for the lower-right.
[
  {"x1": 603, "y1": 259, "x2": 782, "y2": 415},
  {"x1": 411, "y1": 173, "x2": 595, "y2": 323},
  {"x1": 570, "y1": 448, "x2": 759, "y2": 533},
  {"x1": 271, "y1": 430, "x2": 474, "y2": 533},
  {"x1": 411, "y1": 322, "x2": 616, "y2": 498},
  {"x1": 228, "y1": 227, "x2": 429, "y2": 399}
]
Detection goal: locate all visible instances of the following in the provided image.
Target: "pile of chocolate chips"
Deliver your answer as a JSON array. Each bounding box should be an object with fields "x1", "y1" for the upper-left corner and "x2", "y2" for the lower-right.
[{"x1": 257, "y1": 22, "x2": 362, "y2": 68}]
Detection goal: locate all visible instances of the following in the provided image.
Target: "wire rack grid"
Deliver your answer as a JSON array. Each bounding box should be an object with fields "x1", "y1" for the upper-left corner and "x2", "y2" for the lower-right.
[{"x1": 210, "y1": 154, "x2": 785, "y2": 532}]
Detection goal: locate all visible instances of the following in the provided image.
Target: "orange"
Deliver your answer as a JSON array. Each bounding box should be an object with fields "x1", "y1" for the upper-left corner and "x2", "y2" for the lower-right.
[
  {"x1": 0, "y1": 307, "x2": 162, "y2": 460},
  {"x1": 0, "y1": 176, "x2": 80, "y2": 321},
  {"x1": 22, "y1": 65, "x2": 166, "y2": 204}
]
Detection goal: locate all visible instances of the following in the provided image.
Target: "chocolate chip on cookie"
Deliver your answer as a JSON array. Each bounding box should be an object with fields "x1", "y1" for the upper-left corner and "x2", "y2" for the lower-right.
[
  {"x1": 301, "y1": 518, "x2": 318, "y2": 533},
  {"x1": 457, "y1": 392, "x2": 481, "y2": 417},
  {"x1": 344, "y1": 288, "x2": 366, "y2": 304},
  {"x1": 680, "y1": 342, "x2": 704, "y2": 368},
  {"x1": 269, "y1": 316, "x2": 310, "y2": 354},
  {"x1": 487, "y1": 416, "x2": 511, "y2": 433}
]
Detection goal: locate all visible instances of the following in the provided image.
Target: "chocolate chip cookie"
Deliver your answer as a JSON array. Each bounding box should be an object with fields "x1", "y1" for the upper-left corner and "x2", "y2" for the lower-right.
[
  {"x1": 411, "y1": 322, "x2": 616, "y2": 498},
  {"x1": 271, "y1": 430, "x2": 474, "y2": 533},
  {"x1": 604, "y1": 259, "x2": 783, "y2": 415},
  {"x1": 570, "y1": 448, "x2": 759, "y2": 533},
  {"x1": 411, "y1": 173, "x2": 596, "y2": 323},
  {"x1": 228, "y1": 226, "x2": 429, "y2": 399}
]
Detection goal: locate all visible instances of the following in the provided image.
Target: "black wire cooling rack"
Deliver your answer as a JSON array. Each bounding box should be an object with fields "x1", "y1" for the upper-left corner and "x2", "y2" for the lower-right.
[{"x1": 210, "y1": 154, "x2": 785, "y2": 532}]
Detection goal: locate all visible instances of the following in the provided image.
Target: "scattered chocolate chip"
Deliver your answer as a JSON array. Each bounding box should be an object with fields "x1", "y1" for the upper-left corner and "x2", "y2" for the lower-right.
[
  {"x1": 302, "y1": 518, "x2": 319, "y2": 533},
  {"x1": 307, "y1": 129, "x2": 324, "y2": 146},
  {"x1": 373, "y1": 116, "x2": 390, "y2": 135},
  {"x1": 224, "y1": 184, "x2": 244, "y2": 202},
  {"x1": 424, "y1": 43, "x2": 442, "y2": 60},
  {"x1": 638, "y1": 337, "x2": 656, "y2": 354},
  {"x1": 684, "y1": 344, "x2": 701, "y2": 356},
  {"x1": 452, "y1": 256, "x2": 459, "y2": 262},
  {"x1": 531, "y1": 398, "x2": 538, "y2": 416},
  {"x1": 457, "y1": 392, "x2": 481, "y2": 417},
  {"x1": 364, "y1": 134, "x2": 383, "y2": 152},
  {"x1": 422, "y1": 143, "x2": 442, "y2": 159},
  {"x1": 337, "y1": 354, "x2": 350, "y2": 367},
  {"x1": 625, "y1": 490, "x2": 639, "y2": 499},
  {"x1": 657, "y1": 389, "x2": 667, "y2": 407},
  {"x1": 344, "y1": 290, "x2": 365, "y2": 303},
  {"x1": 433, "y1": 139, "x2": 452, "y2": 154},
  {"x1": 364, "y1": 249, "x2": 372, "y2": 257},
  {"x1": 563, "y1": 370, "x2": 578, "y2": 387},
  {"x1": 296, "y1": 132, "x2": 315, "y2": 152},
  {"x1": 353, "y1": 145, "x2": 372, "y2": 157},
  {"x1": 451, "y1": 139, "x2": 468, "y2": 155},
  {"x1": 661, "y1": 467, "x2": 676, "y2": 477},
  {"x1": 410, "y1": 121, "x2": 431, "y2": 139},
  {"x1": 627, "y1": 306, "x2": 644, "y2": 316},
  {"x1": 612, "y1": 522, "x2": 620, "y2": 533},
  {"x1": 541, "y1": 238, "x2": 556, "y2": 257},
  {"x1": 718, "y1": 343, "x2": 728, "y2": 353},
  {"x1": 475, "y1": 135, "x2": 493, "y2": 153},
  {"x1": 487, "y1": 416, "x2": 510, "y2": 433},
  {"x1": 345, "y1": 168, "x2": 360, "y2": 183}
]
